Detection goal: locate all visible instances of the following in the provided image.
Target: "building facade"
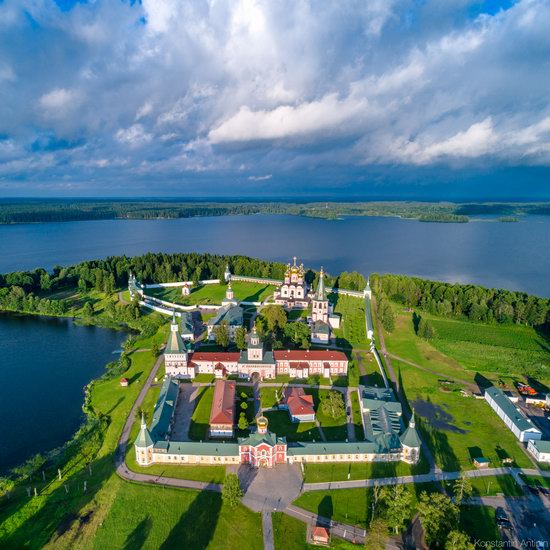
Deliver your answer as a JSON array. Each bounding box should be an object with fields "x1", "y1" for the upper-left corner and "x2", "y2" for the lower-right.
[
  {"x1": 527, "y1": 439, "x2": 550, "y2": 463},
  {"x1": 274, "y1": 257, "x2": 310, "y2": 309},
  {"x1": 209, "y1": 380, "x2": 236, "y2": 438},
  {"x1": 135, "y1": 387, "x2": 421, "y2": 469}
]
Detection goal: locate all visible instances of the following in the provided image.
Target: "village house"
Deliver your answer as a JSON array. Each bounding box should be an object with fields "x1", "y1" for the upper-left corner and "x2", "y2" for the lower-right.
[{"x1": 280, "y1": 387, "x2": 316, "y2": 423}]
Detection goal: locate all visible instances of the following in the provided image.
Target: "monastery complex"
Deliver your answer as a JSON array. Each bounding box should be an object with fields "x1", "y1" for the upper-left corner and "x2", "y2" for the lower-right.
[{"x1": 133, "y1": 257, "x2": 422, "y2": 470}]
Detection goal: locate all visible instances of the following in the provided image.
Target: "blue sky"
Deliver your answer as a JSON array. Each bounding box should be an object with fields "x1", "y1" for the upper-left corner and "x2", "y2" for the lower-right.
[{"x1": 1, "y1": 0, "x2": 550, "y2": 198}]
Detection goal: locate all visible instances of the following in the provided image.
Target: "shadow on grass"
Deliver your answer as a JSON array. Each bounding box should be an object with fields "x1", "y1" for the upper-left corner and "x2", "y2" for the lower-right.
[
  {"x1": 123, "y1": 515, "x2": 152, "y2": 550},
  {"x1": 317, "y1": 495, "x2": 334, "y2": 524},
  {"x1": 188, "y1": 386, "x2": 211, "y2": 441},
  {"x1": 0, "y1": 453, "x2": 115, "y2": 549},
  {"x1": 158, "y1": 490, "x2": 222, "y2": 550}
]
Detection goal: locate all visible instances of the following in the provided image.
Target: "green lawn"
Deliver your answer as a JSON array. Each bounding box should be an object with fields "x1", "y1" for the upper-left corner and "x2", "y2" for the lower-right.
[
  {"x1": 393, "y1": 360, "x2": 534, "y2": 471},
  {"x1": 264, "y1": 411, "x2": 321, "y2": 442},
  {"x1": 93, "y1": 482, "x2": 262, "y2": 550},
  {"x1": 145, "y1": 281, "x2": 276, "y2": 306},
  {"x1": 331, "y1": 295, "x2": 370, "y2": 349},
  {"x1": 260, "y1": 385, "x2": 284, "y2": 409},
  {"x1": 306, "y1": 388, "x2": 348, "y2": 441},
  {"x1": 442, "y1": 475, "x2": 523, "y2": 497},
  {"x1": 303, "y1": 458, "x2": 430, "y2": 483},
  {"x1": 272, "y1": 512, "x2": 357, "y2": 549},
  {"x1": 459, "y1": 505, "x2": 501, "y2": 543},
  {"x1": 294, "y1": 482, "x2": 439, "y2": 530},
  {"x1": 189, "y1": 386, "x2": 215, "y2": 440}
]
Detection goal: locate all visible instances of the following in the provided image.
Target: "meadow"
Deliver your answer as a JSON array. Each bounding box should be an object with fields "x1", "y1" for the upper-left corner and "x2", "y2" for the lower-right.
[
  {"x1": 145, "y1": 281, "x2": 276, "y2": 306},
  {"x1": 331, "y1": 295, "x2": 370, "y2": 349}
]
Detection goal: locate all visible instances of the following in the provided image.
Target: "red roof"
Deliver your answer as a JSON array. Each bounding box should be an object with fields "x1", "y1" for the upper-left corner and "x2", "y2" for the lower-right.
[
  {"x1": 190, "y1": 351, "x2": 240, "y2": 363},
  {"x1": 312, "y1": 526, "x2": 330, "y2": 541},
  {"x1": 209, "y1": 380, "x2": 236, "y2": 425},
  {"x1": 274, "y1": 350, "x2": 347, "y2": 361},
  {"x1": 284, "y1": 387, "x2": 315, "y2": 417}
]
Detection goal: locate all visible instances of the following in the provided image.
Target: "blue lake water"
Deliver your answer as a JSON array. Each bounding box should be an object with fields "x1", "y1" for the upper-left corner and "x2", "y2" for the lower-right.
[
  {"x1": 0, "y1": 214, "x2": 549, "y2": 296},
  {"x1": 0, "y1": 314, "x2": 125, "y2": 473},
  {"x1": 0, "y1": 213, "x2": 549, "y2": 471}
]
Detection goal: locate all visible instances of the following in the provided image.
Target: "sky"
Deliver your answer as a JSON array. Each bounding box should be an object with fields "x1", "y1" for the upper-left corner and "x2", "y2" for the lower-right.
[{"x1": 1, "y1": 0, "x2": 550, "y2": 199}]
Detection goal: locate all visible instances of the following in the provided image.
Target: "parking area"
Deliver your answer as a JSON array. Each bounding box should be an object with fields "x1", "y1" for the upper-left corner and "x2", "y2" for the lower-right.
[{"x1": 516, "y1": 399, "x2": 550, "y2": 438}]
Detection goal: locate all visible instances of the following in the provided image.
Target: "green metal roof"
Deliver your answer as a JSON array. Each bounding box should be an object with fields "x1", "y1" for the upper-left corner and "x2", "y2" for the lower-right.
[
  {"x1": 485, "y1": 386, "x2": 542, "y2": 434},
  {"x1": 238, "y1": 431, "x2": 285, "y2": 447},
  {"x1": 313, "y1": 321, "x2": 330, "y2": 335},
  {"x1": 155, "y1": 440, "x2": 240, "y2": 456},
  {"x1": 150, "y1": 377, "x2": 179, "y2": 441},
  {"x1": 165, "y1": 328, "x2": 186, "y2": 354},
  {"x1": 208, "y1": 304, "x2": 243, "y2": 327},
  {"x1": 135, "y1": 416, "x2": 154, "y2": 448},
  {"x1": 315, "y1": 271, "x2": 326, "y2": 300},
  {"x1": 400, "y1": 421, "x2": 422, "y2": 448},
  {"x1": 530, "y1": 439, "x2": 550, "y2": 452},
  {"x1": 180, "y1": 311, "x2": 194, "y2": 334},
  {"x1": 238, "y1": 350, "x2": 276, "y2": 365},
  {"x1": 287, "y1": 441, "x2": 383, "y2": 456}
]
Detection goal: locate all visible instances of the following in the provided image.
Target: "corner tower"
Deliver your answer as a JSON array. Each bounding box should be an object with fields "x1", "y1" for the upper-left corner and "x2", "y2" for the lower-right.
[{"x1": 135, "y1": 414, "x2": 154, "y2": 466}]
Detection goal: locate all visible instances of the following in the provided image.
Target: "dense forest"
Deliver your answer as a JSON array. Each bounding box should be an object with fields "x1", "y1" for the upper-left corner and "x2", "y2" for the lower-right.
[
  {"x1": 1, "y1": 200, "x2": 549, "y2": 224},
  {"x1": 371, "y1": 273, "x2": 550, "y2": 329}
]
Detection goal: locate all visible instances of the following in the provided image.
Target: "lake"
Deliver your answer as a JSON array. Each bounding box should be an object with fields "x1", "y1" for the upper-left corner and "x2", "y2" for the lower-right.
[
  {"x1": 0, "y1": 213, "x2": 549, "y2": 296},
  {"x1": 0, "y1": 314, "x2": 125, "y2": 473}
]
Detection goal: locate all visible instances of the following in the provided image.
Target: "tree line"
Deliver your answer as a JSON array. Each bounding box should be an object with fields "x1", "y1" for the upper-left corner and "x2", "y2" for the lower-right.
[{"x1": 371, "y1": 273, "x2": 550, "y2": 328}]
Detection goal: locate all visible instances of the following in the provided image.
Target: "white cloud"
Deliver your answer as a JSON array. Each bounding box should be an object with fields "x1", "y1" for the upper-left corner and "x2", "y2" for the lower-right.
[
  {"x1": 209, "y1": 93, "x2": 369, "y2": 143},
  {"x1": 39, "y1": 88, "x2": 81, "y2": 112},
  {"x1": 115, "y1": 124, "x2": 153, "y2": 147},
  {"x1": 248, "y1": 174, "x2": 272, "y2": 181}
]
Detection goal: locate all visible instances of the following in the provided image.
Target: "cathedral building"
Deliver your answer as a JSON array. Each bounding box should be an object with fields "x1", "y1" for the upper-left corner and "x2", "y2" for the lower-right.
[
  {"x1": 274, "y1": 257, "x2": 310, "y2": 309},
  {"x1": 310, "y1": 268, "x2": 341, "y2": 344}
]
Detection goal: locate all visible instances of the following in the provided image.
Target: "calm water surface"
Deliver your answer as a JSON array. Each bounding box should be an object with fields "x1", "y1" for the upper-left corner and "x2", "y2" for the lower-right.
[
  {"x1": 0, "y1": 314, "x2": 125, "y2": 473},
  {"x1": 0, "y1": 213, "x2": 549, "y2": 470},
  {"x1": 0, "y1": 214, "x2": 549, "y2": 296}
]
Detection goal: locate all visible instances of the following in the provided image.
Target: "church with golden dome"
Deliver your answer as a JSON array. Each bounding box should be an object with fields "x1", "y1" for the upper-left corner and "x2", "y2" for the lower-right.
[{"x1": 274, "y1": 256, "x2": 310, "y2": 309}]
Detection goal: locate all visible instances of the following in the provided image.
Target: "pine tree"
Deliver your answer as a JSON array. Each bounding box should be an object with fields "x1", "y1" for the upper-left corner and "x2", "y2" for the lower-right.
[{"x1": 222, "y1": 474, "x2": 243, "y2": 506}]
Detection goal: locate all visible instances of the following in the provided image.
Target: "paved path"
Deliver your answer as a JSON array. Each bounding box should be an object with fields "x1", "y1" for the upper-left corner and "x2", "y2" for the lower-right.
[
  {"x1": 285, "y1": 505, "x2": 366, "y2": 545},
  {"x1": 262, "y1": 512, "x2": 275, "y2": 550},
  {"x1": 314, "y1": 419, "x2": 327, "y2": 442},
  {"x1": 118, "y1": 291, "x2": 129, "y2": 304},
  {"x1": 171, "y1": 384, "x2": 200, "y2": 441}
]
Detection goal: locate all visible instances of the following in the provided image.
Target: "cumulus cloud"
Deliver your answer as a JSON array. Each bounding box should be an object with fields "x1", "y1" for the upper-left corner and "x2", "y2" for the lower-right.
[{"x1": 0, "y1": 0, "x2": 549, "y2": 194}]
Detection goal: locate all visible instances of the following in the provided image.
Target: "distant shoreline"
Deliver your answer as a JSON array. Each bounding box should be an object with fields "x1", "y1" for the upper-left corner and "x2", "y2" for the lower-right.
[{"x1": 0, "y1": 200, "x2": 548, "y2": 225}]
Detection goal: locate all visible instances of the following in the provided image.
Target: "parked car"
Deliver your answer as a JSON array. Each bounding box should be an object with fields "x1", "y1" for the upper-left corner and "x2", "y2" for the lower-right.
[{"x1": 495, "y1": 507, "x2": 508, "y2": 521}]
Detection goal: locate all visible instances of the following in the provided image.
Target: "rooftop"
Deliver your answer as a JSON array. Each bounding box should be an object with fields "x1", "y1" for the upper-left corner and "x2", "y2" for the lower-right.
[
  {"x1": 150, "y1": 376, "x2": 179, "y2": 441},
  {"x1": 208, "y1": 304, "x2": 243, "y2": 327},
  {"x1": 284, "y1": 387, "x2": 315, "y2": 417},
  {"x1": 485, "y1": 386, "x2": 542, "y2": 434},
  {"x1": 274, "y1": 349, "x2": 347, "y2": 361},
  {"x1": 209, "y1": 380, "x2": 236, "y2": 426}
]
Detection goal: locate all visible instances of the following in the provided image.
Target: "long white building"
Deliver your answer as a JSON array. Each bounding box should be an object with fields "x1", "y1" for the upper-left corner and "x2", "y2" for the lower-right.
[{"x1": 484, "y1": 386, "x2": 542, "y2": 442}]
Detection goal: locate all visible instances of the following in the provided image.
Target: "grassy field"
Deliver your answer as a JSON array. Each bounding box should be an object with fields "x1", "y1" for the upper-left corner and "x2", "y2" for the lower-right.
[
  {"x1": 306, "y1": 388, "x2": 348, "y2": 441},
  {"x1": 393, "y1": 360, "x2": 534, "y2": 470},
  {"x1": 189, "y1": 386, "x2": 215, "y2": 441},
  {"x1": 331, "y1": 295, "x2": 370, "y2": 349},
  {"x1": 260, "y1": 385, "x2": 285, "y2": 409},
  {"x1": 294, "y1": 486, "x2": 499, "y2": 542},
  {"x1": 272, "y1": 512, "x2": 357, "y2": 549},
  {"x1": 302, "y1": 456, "x2": 430, "y2": 483},
  {"x1": 430, "y1": 317, "x2": 550, "y2": 379},
  {"x1": 93, "y1": 482, "x2": 262, "y2": 550},
  {"x1": 442, "y1": 475, "x2": 523, "y2": 497},
  {"x1": 145, "y1": 281, "x2": 276, "y2": 306},
  {"x1": 264, "y1": 411, "x2": 321, "y2": 441}
]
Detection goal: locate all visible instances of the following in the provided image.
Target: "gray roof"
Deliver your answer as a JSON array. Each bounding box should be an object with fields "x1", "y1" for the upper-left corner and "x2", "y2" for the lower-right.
[
  {"x1": 180, "y1": 312, "x2": 194, "y2": 334},
  {"x1": 208, "y1": 304, "x2": 243, "y2": 327},
  {"x1": 155, "y1": 440, "x2": 239, "y2": 456},
  {"x1": 313, "y1": 321, "x2": 330, "y2": 335},
  {"x1": 530, "y1": 439, "x2": 550, "y2": 453},
  {"x1": 315, "y1": 271, "x2": 326, "y2": 300},
  {"x1": 485, "y1": 386, "x2": 542, "y2": 434},
  {"x1": 150, "y1": 377, "x2": 179, "y2": 441}
]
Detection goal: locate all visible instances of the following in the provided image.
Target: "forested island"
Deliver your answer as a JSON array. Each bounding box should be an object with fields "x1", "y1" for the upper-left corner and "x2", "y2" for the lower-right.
[{"x1": 1, "y1": 199, "x2": 550, "y2": 224}]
